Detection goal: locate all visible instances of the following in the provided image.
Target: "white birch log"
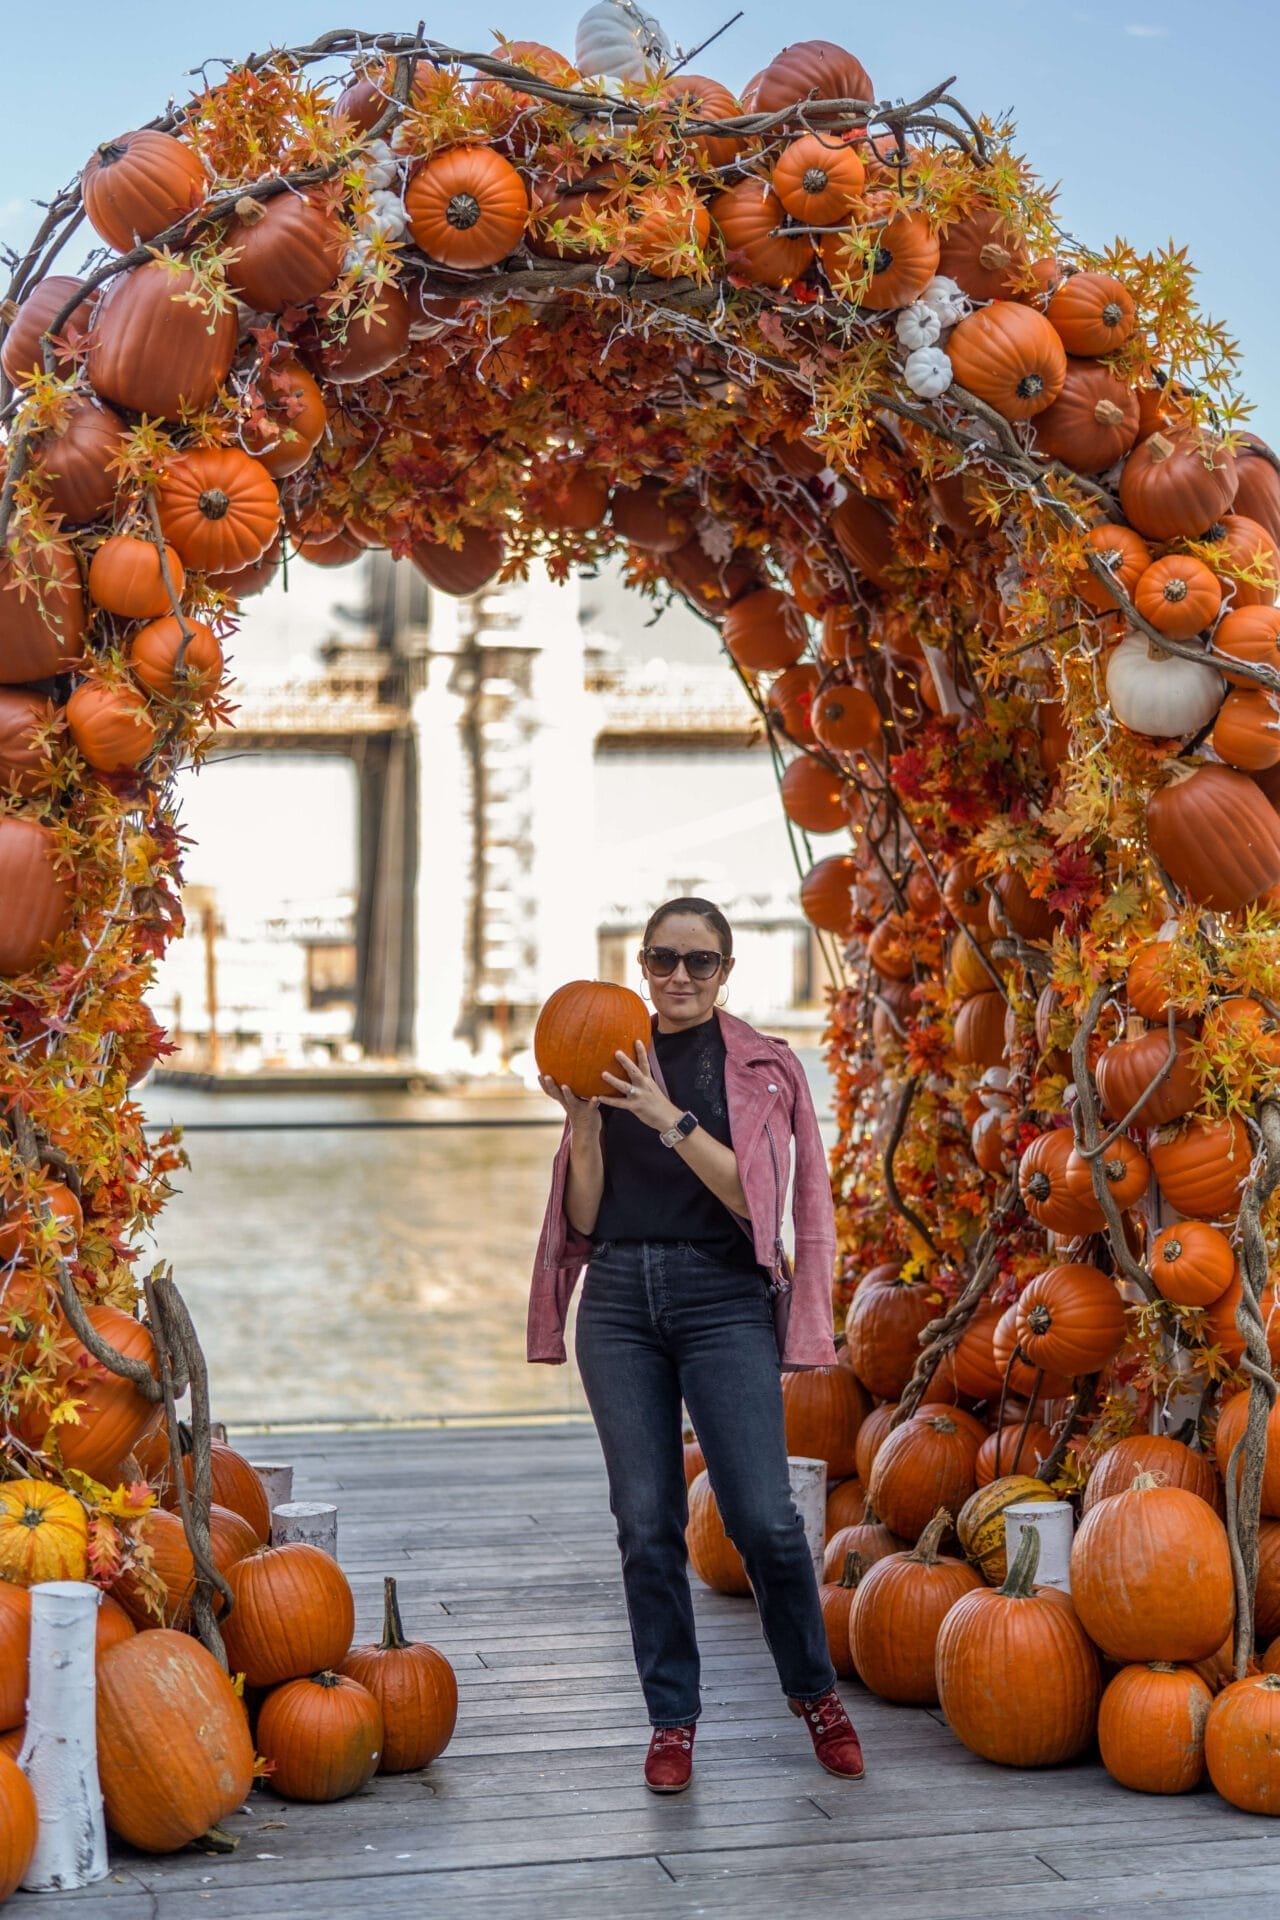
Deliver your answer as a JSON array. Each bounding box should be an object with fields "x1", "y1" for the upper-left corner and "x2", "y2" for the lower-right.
[
  {"x1": 787, "y1": 1457, "x2": 827, "y2": 1586},
  {"x1": 1005, "y1": 1501, "x2": 1074, "y2": 1592},
  {"x1": 208, "y1": 1420, "x2": 228, "y2": 1444},
  {"x1": 271, "y1": 1501, "x2": 338, "y2": 1556},
  {"x1": 18, "y1": 1582, "x2": 108, "y2": 1891},
  {"x1": 249, "y1": 1462, "x2": 294, "y2": 1515}
]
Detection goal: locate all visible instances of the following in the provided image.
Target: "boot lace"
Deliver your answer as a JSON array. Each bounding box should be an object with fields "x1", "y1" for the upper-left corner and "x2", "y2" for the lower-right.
[
  {"x1": 651, "y1": 1724, "x2": 694, "y2": 1752},
  {"x1": 804, "y1": 1691, "x2": 850, "y2": 1739}
]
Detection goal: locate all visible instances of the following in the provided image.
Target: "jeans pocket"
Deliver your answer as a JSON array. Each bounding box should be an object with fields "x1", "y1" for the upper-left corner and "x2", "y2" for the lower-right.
[{"x1": 679, "y1": 1241, "x2": 723, "y2": 1269}]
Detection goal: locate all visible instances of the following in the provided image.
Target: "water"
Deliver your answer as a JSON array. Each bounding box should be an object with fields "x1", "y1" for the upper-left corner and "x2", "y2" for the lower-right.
[{"x1": 140, "y1": 1054, "x2": 833, "y2": 1426}]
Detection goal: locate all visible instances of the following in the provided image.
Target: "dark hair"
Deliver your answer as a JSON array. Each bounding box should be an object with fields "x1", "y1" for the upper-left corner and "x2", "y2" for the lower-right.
[{"x1": 642, "y1": 897, "x2": 733, "y2": 957}]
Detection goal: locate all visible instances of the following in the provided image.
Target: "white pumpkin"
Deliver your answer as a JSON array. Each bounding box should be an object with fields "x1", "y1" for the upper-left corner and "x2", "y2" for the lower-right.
[
  {"x1": 575, "y1": 0, "x2": 671, "y2": 81},
  {"x1": 918, "y1": 275, "x2": 969, "y2": 326},
  {"x1": 903, "y1": 346, "x2": 954, "y2": 400},
  {"x1": 1105, "y1": 634, "x2": 1225, "y2": 739},
  {"x1": 895, "y1": 301, "x2": 942, "y2": 352}
]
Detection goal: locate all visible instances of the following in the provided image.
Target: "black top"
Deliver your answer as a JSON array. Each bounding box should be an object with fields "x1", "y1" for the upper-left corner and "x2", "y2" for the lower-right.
[{"x1": 592, "y1": 1016, "x2": 759, "y2": 1267}]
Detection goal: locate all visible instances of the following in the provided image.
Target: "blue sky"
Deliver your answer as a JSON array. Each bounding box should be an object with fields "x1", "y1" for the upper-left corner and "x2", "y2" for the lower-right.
[{"x1": 1, "y1": 1, "x2": 1277, "y2": 431}]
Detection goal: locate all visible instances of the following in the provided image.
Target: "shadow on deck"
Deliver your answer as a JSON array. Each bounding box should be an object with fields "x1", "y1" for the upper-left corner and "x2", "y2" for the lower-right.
[{"x1": 10, "y1": 1422, "x2": 1280, "y2": 1919}]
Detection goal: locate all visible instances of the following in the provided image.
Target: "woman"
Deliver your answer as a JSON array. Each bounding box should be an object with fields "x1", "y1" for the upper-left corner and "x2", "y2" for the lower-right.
[{"x1": 529, "y1": 897, "x2": 864, "y2": 1794}]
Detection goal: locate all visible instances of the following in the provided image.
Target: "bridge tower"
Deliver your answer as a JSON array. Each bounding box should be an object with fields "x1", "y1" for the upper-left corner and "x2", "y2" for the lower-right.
[{"x1": 414, "y1": 564, "x2": 596, "y2": 1074}]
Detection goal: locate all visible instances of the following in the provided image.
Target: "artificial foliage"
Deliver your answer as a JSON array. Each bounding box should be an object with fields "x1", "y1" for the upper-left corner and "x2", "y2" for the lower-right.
[{"x1": 1, "y1": 25, "x2": 1279, "y2": 1698}]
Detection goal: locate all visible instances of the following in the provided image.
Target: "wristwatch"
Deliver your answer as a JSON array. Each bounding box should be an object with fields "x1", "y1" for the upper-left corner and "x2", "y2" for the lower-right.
[{"x1": 660, "y1": 1110, "x2": 700, "y2": 1149}]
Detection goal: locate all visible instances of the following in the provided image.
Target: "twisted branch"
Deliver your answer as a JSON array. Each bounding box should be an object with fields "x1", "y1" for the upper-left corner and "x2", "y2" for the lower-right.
[
  {"x1": 1224, "y1": 1099, "x2": 1280, "y2": 1675},
  {"x1": 893, "y1": 1176, "x2": 1018, "y2": 1424},
  {"x1": 1068, "y1": 982, "x2": 1157, "y2": 1301}
]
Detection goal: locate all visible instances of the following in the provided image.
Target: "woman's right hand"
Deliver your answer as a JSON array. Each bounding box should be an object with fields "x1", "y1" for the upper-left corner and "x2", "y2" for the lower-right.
[{"x1": 538, "y1": 1074, "x2": 602, "y2": 1139}]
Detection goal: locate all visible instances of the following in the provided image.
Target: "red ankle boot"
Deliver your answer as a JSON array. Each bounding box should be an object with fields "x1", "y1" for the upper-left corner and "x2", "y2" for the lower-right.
[
  {"x1": 644, "y1": 1722, "x2": 696, "y2": 1793},
  {"x1": 789, "y1": 1688, "x2": 865, "y2": 1780}
]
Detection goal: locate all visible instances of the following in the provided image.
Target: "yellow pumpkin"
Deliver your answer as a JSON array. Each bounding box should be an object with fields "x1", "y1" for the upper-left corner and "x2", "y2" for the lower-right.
[
  {"x1": 0, "y1": 1479, "x2": 89, "y2": 1585},
  {"x1": 956, "y1": 1475, "x2": 1056, "y2": 1585}
]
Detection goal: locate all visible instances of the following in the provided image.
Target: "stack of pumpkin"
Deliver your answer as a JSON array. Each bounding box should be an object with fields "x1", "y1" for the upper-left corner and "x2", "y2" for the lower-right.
[
  {"x1": 0, "y1": 1416, "x2": 456, "y2": 1893},
  {"x1": 683, "y1": 1299, "x2": 1280, "y2": 1811}
]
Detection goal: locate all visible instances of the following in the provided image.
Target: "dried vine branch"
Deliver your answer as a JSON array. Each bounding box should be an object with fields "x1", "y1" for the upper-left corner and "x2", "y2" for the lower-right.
[
  {"x1": 884, "y1": 1076, "x2": 941, "y2": 1259},
  {"x1": 1068, "y1": 982, "x2": 1157, "y2": 1302},
  {"x1": 1224, "y1": 1099, "x2": 1280, "y2": 1675},
  {"x1": 893, "y1": 1176, "x2": 1018, "y2": 1425}
]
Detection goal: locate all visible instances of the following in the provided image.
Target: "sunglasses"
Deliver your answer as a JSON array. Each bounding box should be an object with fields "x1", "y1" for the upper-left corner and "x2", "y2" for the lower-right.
[{"x1": 641, "y1": 946, "x2": 726, "y2": 981}]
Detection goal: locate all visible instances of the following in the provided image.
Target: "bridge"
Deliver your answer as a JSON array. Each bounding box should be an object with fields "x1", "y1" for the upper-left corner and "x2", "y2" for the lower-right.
[{"x1": 205, "y1": 555, "x2": 767, "y2": 1070}]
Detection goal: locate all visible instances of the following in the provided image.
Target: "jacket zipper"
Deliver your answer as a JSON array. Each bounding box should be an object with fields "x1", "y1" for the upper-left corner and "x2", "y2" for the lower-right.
[{"x1": 764, "y1": 1117, "x2": 786, "y2": 1280}]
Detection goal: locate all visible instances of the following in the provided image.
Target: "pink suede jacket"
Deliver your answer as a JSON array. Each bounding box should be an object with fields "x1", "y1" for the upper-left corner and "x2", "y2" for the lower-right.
[{"x1": 527, "y1": 1008, "x2": 838, "y2": 1370}]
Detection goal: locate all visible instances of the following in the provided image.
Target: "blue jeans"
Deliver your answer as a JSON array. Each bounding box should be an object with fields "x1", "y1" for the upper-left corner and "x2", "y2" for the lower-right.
[{"x1": 574, "y1": 1239, "x2": 836, "y2": 1727}]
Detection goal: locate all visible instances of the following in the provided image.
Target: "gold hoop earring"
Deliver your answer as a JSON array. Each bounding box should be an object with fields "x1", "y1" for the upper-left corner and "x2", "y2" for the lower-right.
[
  {"x1": 640, "y1": 977, "x2": 652, "y2": 1003},
  {"x1": 715, "y1": 986, "x2": 729, "y2": 1008}
]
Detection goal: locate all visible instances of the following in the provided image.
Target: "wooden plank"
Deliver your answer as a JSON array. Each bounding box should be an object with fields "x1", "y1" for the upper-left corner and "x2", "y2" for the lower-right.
[{"x1": 24, "y1": 1422, "x2": 1273, "y2": 1920}]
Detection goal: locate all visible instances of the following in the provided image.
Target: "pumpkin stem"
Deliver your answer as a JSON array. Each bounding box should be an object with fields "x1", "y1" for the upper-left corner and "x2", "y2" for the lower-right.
[
  {"x1": 802, "y1": 167, "x2": 830, "y2": 195},
  {"x1": 1149, "y1": 1661, "x2": 1177, "y2": 1672},
  {"x1": 447, "y1": 192, "x2": 482, "y2": 232},
  {"x1": 1261, "y1": 1674, "x2": 1280, "y2": 1692},
  {"x1": 927, "y1": 1415, "x2": 958, "y2": 1435},
  {"x1": 839, "y1": 1549, "x2": 865, "y2": 1589},
  {"x1": 311, "y1": 1669, "x2": 343, "y2": 1689},
  {"x1": 998, "y1": 1518, "x2": 1041, "y2": 1598},
  {"x1": 233, "y1": 196, "x2": 266, "y2": 226},
  {"x1": 1160, "y1": 1239, "x2": 1182, "y2": 1261},
  {"x1": 380, "y1": 1573, "x2": 411, "y2": 1651},
  {"x1": 1026, "y1": 1305, "x2": 1052, "y2": 1335},
  {"x1": 1129, "y1": 1471, "x2": 1162, "y2": 1491},
  {"x1": 197, "y1": 490, "x2": 231, "y2": 522},
  {"x1": 907, "y1": 1508, "x2": 951, "y2": 1565},
  {"x1": 96, "y1": 141, "x2": 129, "y2": 167}
]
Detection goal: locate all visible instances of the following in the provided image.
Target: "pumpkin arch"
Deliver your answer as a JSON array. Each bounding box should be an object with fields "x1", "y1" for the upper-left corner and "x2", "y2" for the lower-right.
[{"x1": 0, "y1": 25, "x2": 1278, "y2": 1698}]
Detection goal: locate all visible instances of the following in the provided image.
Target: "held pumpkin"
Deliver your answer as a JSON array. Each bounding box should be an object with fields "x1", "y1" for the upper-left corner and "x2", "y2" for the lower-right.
[
  {"x1": 532, "y1": 979, "x2": 650, "y2": 1100},
  {"x1": 340, "y1": 1575, "x2": 458, "y2": 1772}
]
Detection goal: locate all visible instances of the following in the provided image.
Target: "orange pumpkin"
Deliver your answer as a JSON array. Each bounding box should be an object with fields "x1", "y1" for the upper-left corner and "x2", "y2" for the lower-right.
[
  {"x1": 1146, "y1": 762, "x2": 1280, "y2": 913},
  {"x1": 1064, "y1": 1135, "x2": 1150, "y2": 1212},
  {"x1": 86, "y1": 261, "x2": 238, "y2": 421},
  {"x1": 1204, "y1": 1674, "x2": 1280, "y2": 1814},
  {"x1": 1212, "y1": 605, "x2": 1280, "y2": 686},
  {"x1": 1149, "y1": 1113, "x2": 1252, "y2": 1218},
  {"x1": 0, "y1": 1750, "x2": 38, "y2": 1900},
  {"x1": 88, "y1": 534, "x2": 185, "y2": 620},
  {"x1": 1070, "y1": 1475, "x2": 1233, "y2": 1662},
  {"x1": 844, "y1": 1272, "x2": 941, "y2": 1400},
  {"x1": 654, "y1": 74, "x2": 743, "y2": 170},
  {"x1": 1119, "y1": 429, "x2": 1239, "y2": 542},
  {"x1": 799, "y1": 854, "x2": 859, "y2": 934},
  {"x1": 256, "y1": 1670, "x2": 384, "y2": 1802},
  {"x1": 751, "y1": 40, "x2": 875, "y2": 114},
  {"x1": 128, "y1": 616, "x2": 225, "y2": 701},
  {"x1": 224, "y1": 190, "x2": 346, "y2": 312},
  {"x1": 220, "y1": 1543, "x2": 357, "y2": 1686},
  {"x1": 609, "y1": 479, "x2": 695, "y2": 554},
  {"x1": 848, "y1": 1509, "x2": 984, "y2": 1703},
  {"x1": 946, "y1": 301, "x2": 1067, "y2": 420},
  {"x1": 1082, "y1": 1434, "x2": 1223, "y2": 1516},
  {"x1": 533, "y1": 979, "x2": 650, "y2": 1100},
  {"x1": 779, "y1": 754, "x2": 848, "y2": 833},
  {"x1": 0, "y1": 689, "x2": 57, "y2": 798},
  {"x1": 1075, "y1": 523, "x2": 1151, "y2": 614},
  {"x1": 1212, "y1": 688, "x2": 1280, "y2": 771},
  {"x1": 0, "y1": 543, "x2": 88, "y2": 682},
  {"x1": 936, "y1": 202, "x2": 1029, "y2": 303},
  {"x1": 409, "y1": 525, "x2": 505, "y2": 595},
  {"x1": 780, "y1": 1366, "x2": 870, "y2": 1478},
  {"x1": 867, "y1": 1411, "x2": 980, "y2": 1542},
  {"x1": 81, "y1": 130, "x2": 206, "y2": 251},
  {"x1": 935, "y1": 1525, "x2": 1101, "y2": 1765},
  {"x1": 242, "y1": 357, "x2": 328, "y2": 480},
  {"x1": 309, "y1": 286, "x2": 411, "y2": 384},
  {"x1": 722, "y1": 588, "x2": 808, "y2": 673},
  {"x1": 405, "y1": 146, "x2": 530, "y2": 270},
  {"x1": 1094, "y1": 1025, "x2": 1202, "y2": 1128},
  {"x1": 1098, "y1": 1662, "x2": 1211, "y2": 1794},
  {"x1": 686, "y1": 1470, "x2": 750, "y2": 1595},
  {"x1": 812, "y1": 685, "x2": 880, "y2": 752},
  {"x1": 1017, "y1": 1129, "x2": 1104, "y2": 1236},
  {"x1": 66, "y1": 681, "x2": 158, "y2": 772},
  {"x1": 1133, "y1": 555, "x2": 1223, "y2": 640},
  {"x1": 0, "y1": 275, "x2": 97, "y2": 384},
  {"x1": 1030, "y1": 358, "x2": 1140, "y2": 474},
  {"x1": 820, "y1": 206, "x2": 939, "y2": 311},
  {"x1": 772, "y1": 134, "x2": 866, "y2": 226},
  {"x1": 1205, "y1": 513, "x2": 1280, "y2": 611},
  {"x1": 1151, "y1": 1221, "x2": 1236, "y2": 1307},
  {"x1": 0, "y1": 818, "x2": 76, "y2": 977},
  {"x1": 30, "y1": 396, "x2": 128, "y2": 524},
  {"x1": 711, "y1": 182, "x2": 811, "y2": 289},
  {"x1": 975, "y1": 1424, "x2": 1054, "y2": 1486},
  {"x1": 1045, "y1": 271, "x2": 1136, "y2": 355},
  {"x1": 155, "y1": 447, "x2": 280, "y2": 574},
  {"x1": 1014, "y1": 1264, "x2": 1126, "y2": 1377}
]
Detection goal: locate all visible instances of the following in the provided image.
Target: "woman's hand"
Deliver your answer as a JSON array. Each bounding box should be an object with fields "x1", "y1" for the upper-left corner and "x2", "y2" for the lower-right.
[
  {"x1": 538, "y1": 1074, "x2": 602, "y2": 1140},
  {"x1": 600, "y1": 1041, "x2": 680, "y2": 1133}
]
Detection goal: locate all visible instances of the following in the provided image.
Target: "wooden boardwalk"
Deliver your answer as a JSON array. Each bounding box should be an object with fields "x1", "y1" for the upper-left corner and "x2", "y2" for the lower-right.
[{"x1": 11, "y1": 1420, "x2": 1280, "y2": 1919}]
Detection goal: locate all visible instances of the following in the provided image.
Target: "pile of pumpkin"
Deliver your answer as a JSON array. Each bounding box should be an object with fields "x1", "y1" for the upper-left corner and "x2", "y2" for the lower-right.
[
  {"x1": 683, "y1": 1291, "x2": 1280, "y2": 1814},
  {"x1": 0, "y1": 1416, "x2": 456, "y2": 1901}
]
